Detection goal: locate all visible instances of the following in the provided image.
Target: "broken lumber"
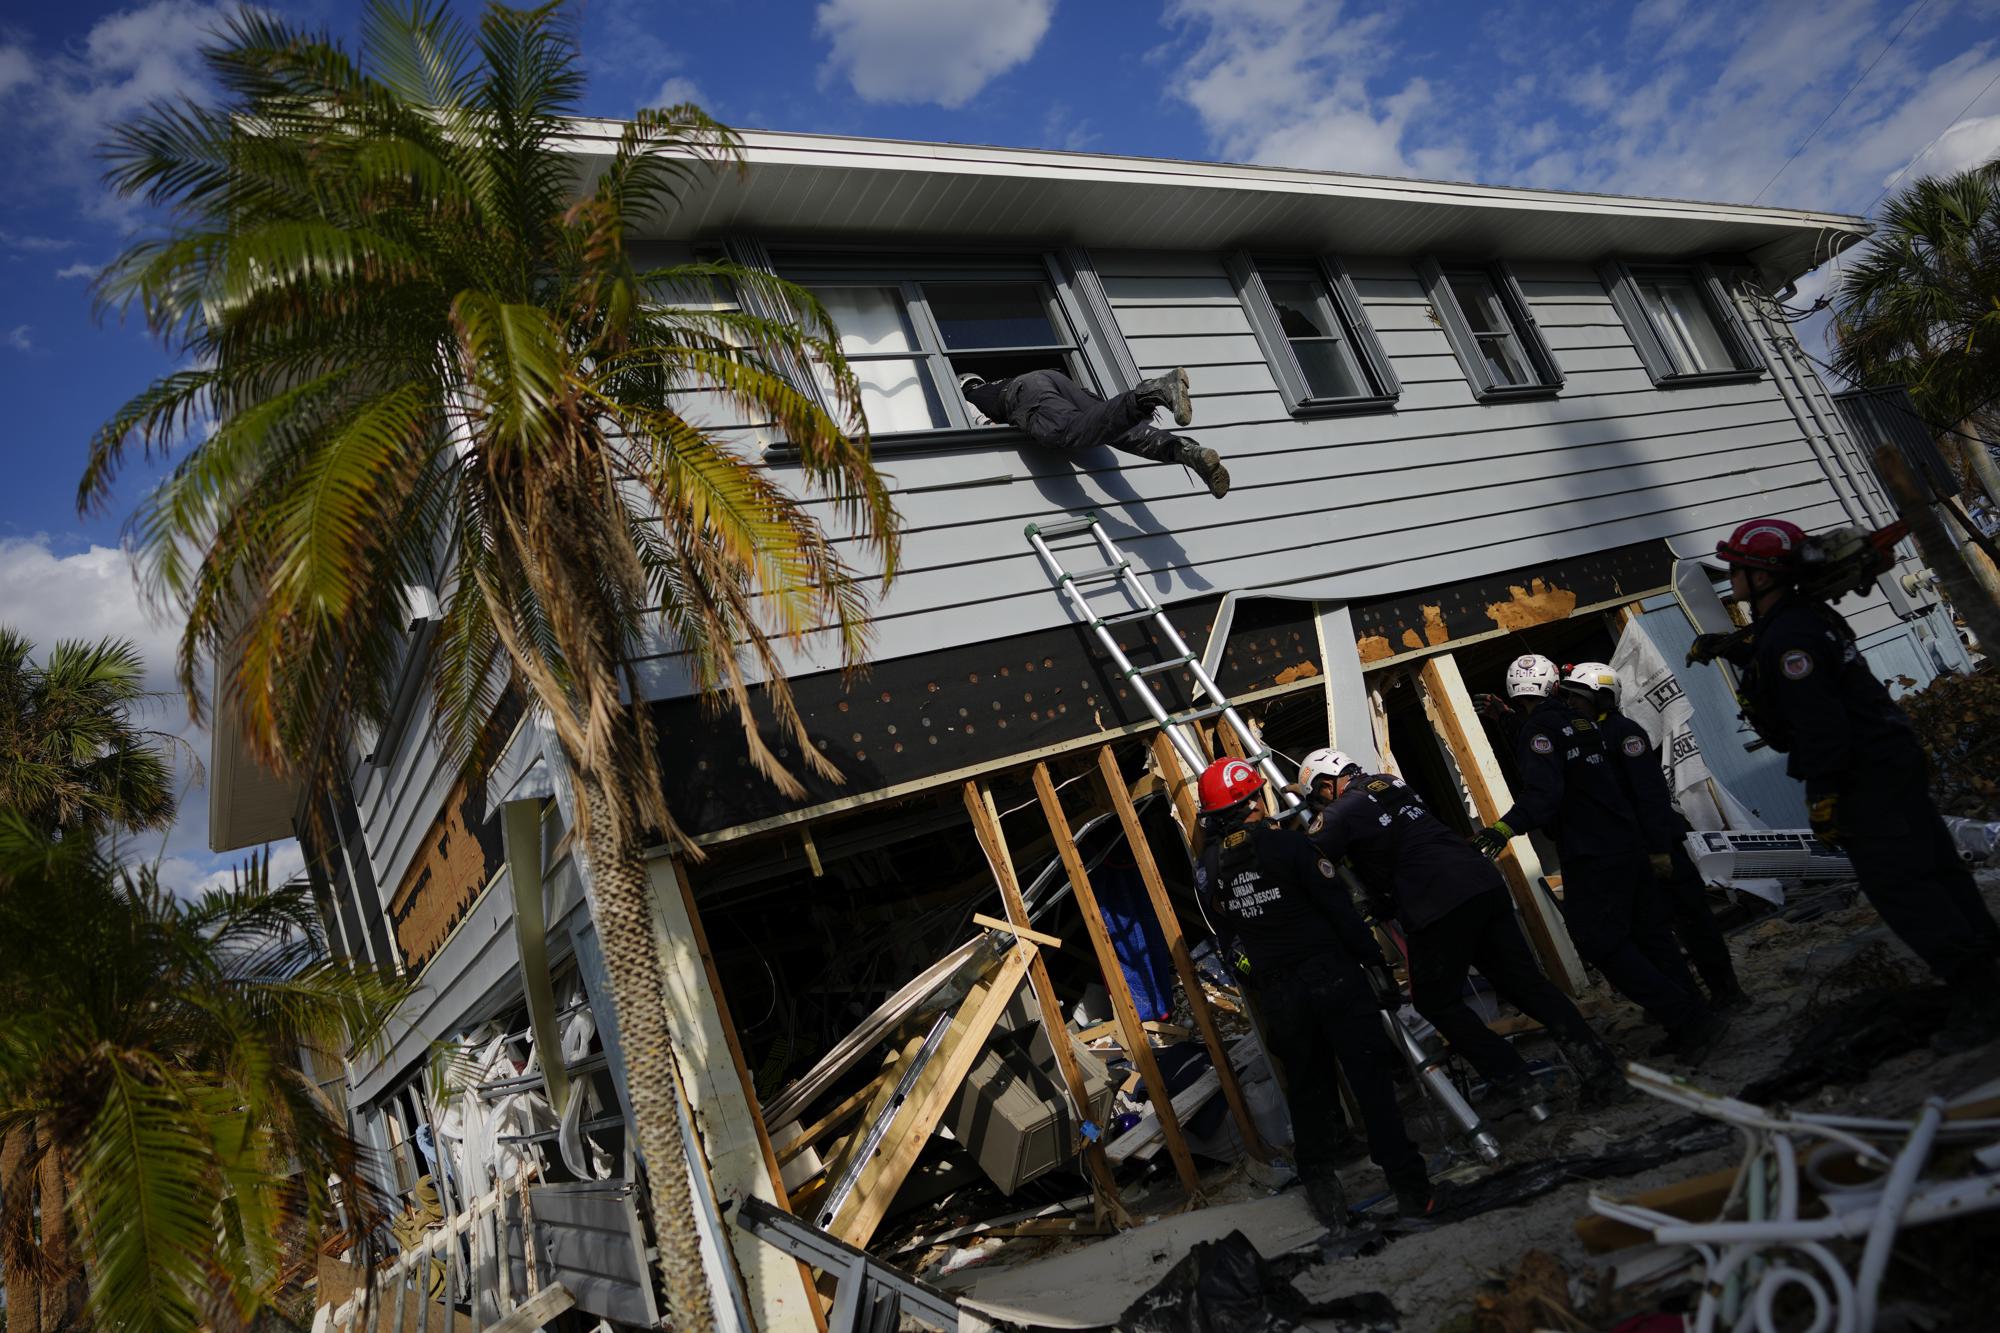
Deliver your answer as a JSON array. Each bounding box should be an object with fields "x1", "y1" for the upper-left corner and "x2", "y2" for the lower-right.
[
  {"x1": 1575, "y1": 1167, "x2": 1737, "y2": 1253},
  {"x1": 972, "y1": 912, "x2": 1063, "y2": 950},
  {"x1": 1107, "y1": 1032, "x2": 1264, "y2": 1165}
]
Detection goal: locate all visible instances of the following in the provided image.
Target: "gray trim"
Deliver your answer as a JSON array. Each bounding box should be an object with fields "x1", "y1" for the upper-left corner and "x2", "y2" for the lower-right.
[
  {"x1": 1598, "y1": 258, "x2": 1764, "y2": 387},
  {"x1": 1053, "y1": 246, "x2": 1140, "y2": 391},
  {"x1": 1417, "y1": 257, "x2": 1563, "y2": 400},
  {"x1": 1226, "y1": 251, "x2": 1398, "y2": 415}
]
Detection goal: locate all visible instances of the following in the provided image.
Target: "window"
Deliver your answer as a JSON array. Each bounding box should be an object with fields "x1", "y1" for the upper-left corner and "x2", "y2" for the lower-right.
[
  {"x1": 1417, "y1": 259, "x2": 1564, "y2": 399},
  {"x1": 1226, "y1": 253, "x2": 1398, "y2": 413},
  {"x1": 732, "y1": 246, "x2": 1123, "y2": 444},
  {"x1": 1600, "y1": 260, "x2": 1762, "y2": 385}
]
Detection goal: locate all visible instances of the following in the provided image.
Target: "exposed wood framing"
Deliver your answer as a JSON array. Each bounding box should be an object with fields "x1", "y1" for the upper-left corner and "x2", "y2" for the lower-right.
[
  {"x1": 1095, "y1": 746, "x2": 1268, "y2": 1162},
  {"x1": 650, "y1": 857, "x2": 823, "y2": 1331},
  {"x1": 1414, "y1": 656, "x2": 1586, "y2": 994},
  {"x1": 1032, "y1": 762, "x2": 1203, "y2": 1196},
  {"x1": 1366, "y1": 682, "x2": 1400, "y2": 776},
  {"x1": 964, "y1": 781, "x2": 1132, "y2": 1228},
  {"x1": 1151, "y1": 732, "x2": 1201, "y2": 844},
  {"x1": 971, "y1": 912, "x2": 1064, "y2": 950}
]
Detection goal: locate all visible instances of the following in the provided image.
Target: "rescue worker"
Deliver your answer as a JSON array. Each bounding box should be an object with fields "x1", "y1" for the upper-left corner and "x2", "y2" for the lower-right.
[
  {"x1": 959, "y1": 366, "x2": 1232, "y2": 497},
  {"x1": 1193, "y1": 757, "x2": 1439, "y2": 1226},
  {"x1": 1561, "y1": 662, "x2": 1750, "y2": 1011},
  {"x1": 1474, "y1": 655, "x2": 1729, "y2": 1061},
  {"x1": 1701, "y1": 517, "x2": 2000, "y2": 1051},
  {"x1": 1296, "y1": 748, "x2": 1627, "y2": 1109}
]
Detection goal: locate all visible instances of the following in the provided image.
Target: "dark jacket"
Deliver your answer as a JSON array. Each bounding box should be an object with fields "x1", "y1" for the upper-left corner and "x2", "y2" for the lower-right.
[
  {"x1": 1741, "y1": 595, "x2": 1926, "y2": 798},
  {"x1": 1196, "y1": 819, "x2": 1384, "y2": 975},
  {"x1": 1497, "y1": 696, "x2": 1646, "y2": 860},
  {"x1": 1304, "y1": 773, "x2": 1501, "y2": 930},
  {"x1": 1598, "y1": 711, "x2": 1682, "y2": 855}
]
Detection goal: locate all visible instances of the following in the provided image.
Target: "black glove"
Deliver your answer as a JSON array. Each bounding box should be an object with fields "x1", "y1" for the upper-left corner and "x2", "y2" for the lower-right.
[
  {"x1": 1471, "y1": 692, "x2": 1514, "y2": 720},
  {"x1": 1472, "y1": 822, "x2": 1513, "y2": 857},
  {"x1": 1365, "y1": 962, "x2": 1399, "y2": 1010},
  {"x1": 1687, "y1": 632, "x2": 1743, "y2": 667},
  {"x1": 1649, "y1": 852, "x2": 1674, "y2": 881},
  {"x1": 1808, "y1": 793, "x2": 1840, "y2": 848}
]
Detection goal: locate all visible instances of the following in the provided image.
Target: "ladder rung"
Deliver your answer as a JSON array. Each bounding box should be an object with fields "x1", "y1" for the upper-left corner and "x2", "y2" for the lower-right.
[
  {"x1": 1027, "y1": 513, "x2": 1099, "y2": 540},
  {"x1": 1092, "y1": 606, "x2": 1161, "y2": 628},
  {"x1": 1168, "y1": 704, "x2": 1230, "y2": 725},
  {"x1": 1064, "y1": 561, "x2": 1130, "y2": 586},
  {"x1": 1131, "y1": 655, "x2": 1194, "y2": 678}
]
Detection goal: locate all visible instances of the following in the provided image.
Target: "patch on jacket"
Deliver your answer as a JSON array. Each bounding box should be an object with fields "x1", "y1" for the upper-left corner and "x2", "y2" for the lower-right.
[
  {"x1": 1317, "y1": 858, "x2": 1336, "y2": 879},
  {"x1": 1222, "y1": 830, "x2": 1250, "y2": 849},
  {"x1": 1306, "y1": 814, "x2": 1324, "y2": 835},
  {"x1": 1530, "y1": 734, "x2": 1554, "y2": 754},
  {"x1": 1780, "y1": 649, "x2": 1814, "y2": 679},
  {"x1": 1622, "y1": 735, "x2": 1647, "y2": 757},
  {"x1": 1367, "y1": 780, "x2": 1390, "y2": 793}
]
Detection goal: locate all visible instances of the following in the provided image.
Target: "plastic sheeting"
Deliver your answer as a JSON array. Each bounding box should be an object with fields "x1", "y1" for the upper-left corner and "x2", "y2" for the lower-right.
[{"x1": 1113, "y1": 1231, "x2": 1397, "y2": 1333}]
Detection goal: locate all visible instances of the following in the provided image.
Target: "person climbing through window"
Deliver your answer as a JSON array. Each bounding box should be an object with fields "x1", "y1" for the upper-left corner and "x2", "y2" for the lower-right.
[{"x1": 958, "y1": 366, "x2": 1231, "y2": 498}]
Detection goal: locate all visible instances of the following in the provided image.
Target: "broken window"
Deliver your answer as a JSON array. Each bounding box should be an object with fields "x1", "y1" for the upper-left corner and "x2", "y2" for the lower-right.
[
  {"x1": 1418, "y1": 258, "x2": 1565, "y2": 400},
  {"x1": 1599, "y1": 260, "x2": 1763, "y2": 385},
  {"x1": 1225, "y1": 252, "x2": 1399, "y2": 415}
]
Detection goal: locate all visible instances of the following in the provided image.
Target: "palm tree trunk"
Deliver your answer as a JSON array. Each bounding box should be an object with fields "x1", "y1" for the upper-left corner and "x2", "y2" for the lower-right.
[
  {"x1": 1948, "y1": 415, "x2": 2000, "y2": 511},
  {"x1": 34, "y1": 1139, "x2": 84, "y2": 1333},
  {"x1": 578, "y1": 777, "x2": 718, "y2": 1332},
  {"x1": 1876, "y1": 447, "x2": 2000, "y2": 658},
  {"x1": 2, "y1": 1124, "x2": 40, "y2": 1333}
]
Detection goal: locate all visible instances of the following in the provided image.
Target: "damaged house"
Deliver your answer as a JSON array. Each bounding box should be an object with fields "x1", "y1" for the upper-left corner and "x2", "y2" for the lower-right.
[{"x1": 206, "y1": 130, "x2": 1976, "y2": 1330}]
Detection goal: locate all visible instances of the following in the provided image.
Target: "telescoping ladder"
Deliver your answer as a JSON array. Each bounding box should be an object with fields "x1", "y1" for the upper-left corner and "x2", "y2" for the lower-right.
[
  {"x1": 1024, "y1": 510, "x2": 1511, "y2": 1163},
  {"x1": 1024, "y1": 511, "x2": 1301, "y2": 815}
]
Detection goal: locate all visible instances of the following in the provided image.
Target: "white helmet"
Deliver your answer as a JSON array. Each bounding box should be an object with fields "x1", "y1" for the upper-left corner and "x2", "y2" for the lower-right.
[
  {"x1": 1505, "y1": 654, "x2": 1560, "y2": 698},
  {"x1": 1299, "y1": 747, "x2": 1362, "y2": 789},
  {"x1": 1560, "y1": 661, "x2": 1619, "y2": 699}
]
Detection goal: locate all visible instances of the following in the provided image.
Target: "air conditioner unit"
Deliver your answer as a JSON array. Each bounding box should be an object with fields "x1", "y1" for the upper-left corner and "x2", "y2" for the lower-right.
[{"x1": 1684, "y1": 829, "x2": 1853, "y2": 903}]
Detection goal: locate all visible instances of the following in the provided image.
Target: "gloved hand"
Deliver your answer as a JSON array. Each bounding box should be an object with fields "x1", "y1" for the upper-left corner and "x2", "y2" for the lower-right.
[
  {"x1": 1471, "y1": 692, "x2": 1513, "y2": 720},
  {"x1": 1808, "y1": 793, "x2": 1840, "y2": 848},
  {"x1": 1473, "y1": 821, "x2": 1513, "y2": 857},
  {"x1": 1687, "y1": 632, "x2": 1737, "y2": 666},
  {"x1": 1649, "y1": 852, "x2": 1674, "y2": 881},
  {"x1": 1364, "y1": 962, "x2": 1399, "y2": 1010}
]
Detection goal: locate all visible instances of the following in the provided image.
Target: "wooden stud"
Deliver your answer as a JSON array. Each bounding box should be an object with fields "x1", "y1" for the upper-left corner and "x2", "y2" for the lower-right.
[
  {"x1": 774, "y1": 1075, "x2": 888, "y2": 1166},
  {"x1": 1033, "y1": 761, "x2": 1203, "y2": 1196},
  {"x1": 963, "y1": 781, "x2": 1132, "y2": 1228},
  {"x1": 828, "y1": 943, "x2": 1037, "y2": 1250},
  {"x1": 1415, "y1": 655, "x2": 1587, "y2": 994},
  {"x1": 1094, "y1": 745, "x2": 1269, "y2": 1162},
  {"x1": 1367, "y1": 682, "x2": 1400, "y2": 776},
  {"x1": 971, "y1": 912, "x2": 1063, "y2": 950},
  {"x1": 1151, "y1": 732, "x2": 1202, "y2": 853}
]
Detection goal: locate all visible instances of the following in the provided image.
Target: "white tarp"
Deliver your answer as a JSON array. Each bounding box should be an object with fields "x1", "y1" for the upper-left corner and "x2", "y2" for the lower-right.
[{"x1": 1611, "y1": 619, "x2": 1763, "y2": 831}]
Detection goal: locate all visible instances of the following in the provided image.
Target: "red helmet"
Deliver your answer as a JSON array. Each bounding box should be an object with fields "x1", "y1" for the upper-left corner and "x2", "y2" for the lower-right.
[
  {"x1": 1716, "y1": 518, "x2": 1806, "y2": 571},
  {"x1": 1198, "y1": 757, "x2": 1263, "y2": 814}
]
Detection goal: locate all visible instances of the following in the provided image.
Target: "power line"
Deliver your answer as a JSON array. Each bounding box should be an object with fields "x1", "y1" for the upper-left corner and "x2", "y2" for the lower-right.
[
  {"x1": 1752, "y1": 0, "x2": 1934, "y2": 206},
  {"x1": 1864, "y1": 63, "x2": 2000, "y2": 214}
]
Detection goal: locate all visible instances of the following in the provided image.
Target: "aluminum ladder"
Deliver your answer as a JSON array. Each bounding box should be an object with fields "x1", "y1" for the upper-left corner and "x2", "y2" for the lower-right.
[
  {"x1": 1024, "y1": 510, "x2": 1299, "y2": 814},
  {"x1": 1024, "y1": 510, "x2": 1509, "y2": 1164}
]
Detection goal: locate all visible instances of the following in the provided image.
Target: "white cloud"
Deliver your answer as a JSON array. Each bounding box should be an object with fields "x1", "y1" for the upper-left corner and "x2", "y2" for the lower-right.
[
  {"x1": 648, "y1": 75, "x2": 708, "y2": 110},
  {"x1": 815, "y1": 0, "x2": 1055, "y2": 108},
  {"x1": 0, "y1": 229, "x2": 74, "y2": 253},
  {"x1": 1162, "y1": 0, "x2": 1466, "y2": 179},
  {"x1": 0, "y1": 44, "x2": 31, "y2": 98},
  {"x1": 3, "y1": 325, "x2": 31, "y2": 352},
  {"x1": 54, "y1": 261, "x2": 99, "y2": 280},
  {"x1": 0, "y1": 535, "x2": 295, "y2": 896}
]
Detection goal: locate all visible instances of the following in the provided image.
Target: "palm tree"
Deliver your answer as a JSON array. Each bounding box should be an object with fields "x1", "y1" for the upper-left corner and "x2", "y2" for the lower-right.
[
  {"x1": 0, "y1": 629, "x2": 177, "y2": 839},
  {"x1": 81, "y1": 4, "x2": 899, "y2": 1324},
  {"x1": 1831, "y1": 160, "x2": 2000, "y2": 506},
  {"x1": 0, "y1": 816, "x2": 408, "y2": 1333}
]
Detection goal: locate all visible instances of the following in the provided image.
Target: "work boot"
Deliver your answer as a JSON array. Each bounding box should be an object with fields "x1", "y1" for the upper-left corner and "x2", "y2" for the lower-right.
[
  {"x1": 1474, "y1": 1072, "x2": 1537, "y2": 1121},
  {"x1": 1171, "y1": 437, "x2": 1230, "y2": 498},
  {"x1": 1136, "y1": 366, "x2": 1193, "y2": 426},
  {"x1": 1303, "y1": 1174, "x2": 1349, "y2": 1231},
  {"x1": 1933, "y1": 970, "x2": 2000, "y2": 1054},
  {"x1": 1395, "y1": 1179, "x2": 1453, "y2": 1225},
  {"x1": 1665, "y1": 1009, "x2": 1732, "y2": 1066}
]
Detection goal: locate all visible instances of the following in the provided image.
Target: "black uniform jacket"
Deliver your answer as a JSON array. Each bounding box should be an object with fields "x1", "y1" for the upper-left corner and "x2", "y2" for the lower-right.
[
  {"x1": 1598, "y1": 712, "x2": 1682, "y2": 855},
  {"x1": 1196, "y1": 819, "x2": 1383, "y2": 975},
  {"x1": 1497, "y1": 696, "x2": 1646, "y2": 859},
  {"x1": 1741, "y1": 595, "x2": 1926, "y2": 798},
  {"x1": 1304, "y1": 773, "x2": 1501, "y2": 931}
]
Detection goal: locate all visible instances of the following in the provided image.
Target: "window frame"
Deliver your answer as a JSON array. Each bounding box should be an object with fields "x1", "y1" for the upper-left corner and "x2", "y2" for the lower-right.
[
  {"x1": 1599, "y1": 258, "x2": 1765, "y2": 387},
  {"x1": 1226, "y1": 252, "x2": 1400, "y2": 415},
  {"x1": 734, "y1": 241, "x2": 1137, "y2": 455},
  {"x1": 1417, "y1": 258, "x2": 1565, "y2": 401}
]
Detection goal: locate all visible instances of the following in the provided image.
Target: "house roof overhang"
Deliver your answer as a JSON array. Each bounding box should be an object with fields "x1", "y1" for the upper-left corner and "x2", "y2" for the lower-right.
[{"x1": 565, "y1": 125, "x2": 1869, "y2": 285}]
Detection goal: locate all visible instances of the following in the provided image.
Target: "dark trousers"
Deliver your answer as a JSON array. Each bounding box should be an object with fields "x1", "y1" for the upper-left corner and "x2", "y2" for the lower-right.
[
  {"x1": 1407, "y1": 889, "x2": 1602, "y2": 1085},
  {"x1": 1001, "y1": 370, "x2": 1182, "y2": 462},
  {"x1": 1662, "y1": 845, "x2": 1741, "y2": 997},
  {"x1": 1840, "y1": 781, "x2": 2000, "y2": 984},
  {"x1": 1257, "y1": 957, "x2": 1428, "y2": 1198},
  {"x1": 1560, "y1": 852, "x2": 1704, "y2": 1030}
]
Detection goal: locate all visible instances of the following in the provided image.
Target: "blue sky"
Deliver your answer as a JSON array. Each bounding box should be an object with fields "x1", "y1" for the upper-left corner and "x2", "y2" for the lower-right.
[{"x1": 2, "y1": 0, "x2": 1998, "y2": 892}]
